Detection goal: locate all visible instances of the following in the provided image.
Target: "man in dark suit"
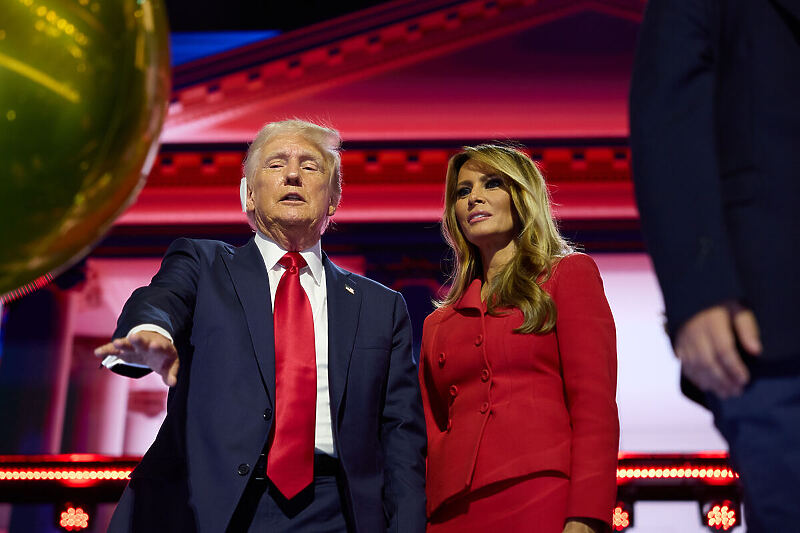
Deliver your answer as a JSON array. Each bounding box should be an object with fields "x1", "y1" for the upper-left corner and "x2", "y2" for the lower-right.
[
  {"x1": 629, "y1": 1, "x2": 800, "y2": 530},
  {"x1": 95, "y1": 119, "x2": 427, "y2": 532}
]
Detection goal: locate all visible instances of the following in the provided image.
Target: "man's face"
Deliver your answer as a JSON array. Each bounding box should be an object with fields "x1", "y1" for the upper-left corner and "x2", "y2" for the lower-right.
[{"x1": 246, "y1": 133, "x2": 336, "y2": 243}]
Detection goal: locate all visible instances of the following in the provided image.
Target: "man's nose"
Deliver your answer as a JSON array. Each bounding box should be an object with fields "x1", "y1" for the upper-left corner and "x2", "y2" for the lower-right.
[{"x1": 284, "y1": 160, "x2": 301, "y2": 184}]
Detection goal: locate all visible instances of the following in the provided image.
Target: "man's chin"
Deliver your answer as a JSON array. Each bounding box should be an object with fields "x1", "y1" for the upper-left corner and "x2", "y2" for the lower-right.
[{"x1": 260, "y1": 214, "x2": 327, "y2": 236}]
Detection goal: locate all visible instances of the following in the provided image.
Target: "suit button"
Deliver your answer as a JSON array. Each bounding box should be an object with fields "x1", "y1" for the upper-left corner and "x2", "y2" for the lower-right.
[
  {"x1": 237, "y1": 464, "x2": 250, "y2": 476},
  {"x1": 263, "y1": 408, "x2": 272, "y2": 420},
  {"x1": 474, "y1": 334, "x2": 483, "y2": 346},
  {"x1": 480, "y1": 368, "x2": 490, "y2": 382},
  {"x1": 438, "y1": 352, "x2": 446, "y2": 367},
  {"x1": 480, "y1": 402, "x2": 490, "y2": 414},
  {"x1": 449, "y1": 385, "x2": 459, "y2": 398}
]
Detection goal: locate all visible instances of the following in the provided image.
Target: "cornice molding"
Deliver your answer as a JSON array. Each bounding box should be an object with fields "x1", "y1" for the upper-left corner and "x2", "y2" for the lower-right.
[{"x1": 164, "y1": 0, "x2": 645, "y2": 138}]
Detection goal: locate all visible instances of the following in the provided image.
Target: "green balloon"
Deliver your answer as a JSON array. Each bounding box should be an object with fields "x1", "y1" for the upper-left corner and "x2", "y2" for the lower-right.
[{"x1": 0, "y1": 0, "x2": 170, "y2": 297}]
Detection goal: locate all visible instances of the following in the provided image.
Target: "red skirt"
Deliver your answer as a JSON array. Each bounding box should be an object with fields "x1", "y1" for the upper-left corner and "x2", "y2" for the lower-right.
[{"x1": 427, "y1": 473, "x2": 569, "y2": 533}]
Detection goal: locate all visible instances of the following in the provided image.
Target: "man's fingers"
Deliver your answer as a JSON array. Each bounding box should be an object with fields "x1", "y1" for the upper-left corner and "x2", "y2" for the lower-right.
[
  {"x1": 694, "y1": 351, "x2": 740, "y2": 398},
  {"x1": 155, "y1": 349, "x2": 179, "y2": 387},
  {"x1": 677, "y1": 340, "x2": 721, "y2": 395},
  {"x1": 676, "y1": 309, "x2": 744, "y2": 398},
  {"x1": 129, "y1": 331, "x2": 174, "y2": 354},
  {"x1": 128, "y1": 334, "x2": 154, "y2": 352},
  {"x1": 112, "y1": 338, "x2": 134, "y2": 351},
  {"x1": 94, "y1": 342, "x2": 122, "y2": 357},
  {"x1": 164, "y1": 358, "x2": 180, "y2": 387},
  {"x1": 733, "y1": 309, "x2": 762, "y2": 356},
  {"x1": 705, "y1": 315, "x2": 747, "y2": 385}
]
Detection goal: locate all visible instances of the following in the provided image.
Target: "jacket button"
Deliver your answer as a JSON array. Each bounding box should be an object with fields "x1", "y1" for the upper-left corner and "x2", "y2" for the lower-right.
[
  {"x1": 480, "y1": 402, "x2": 490, "y2": 414},
  {"x1": 449, "y1": 385, "x2": 459, "y2": 398},
  {"x1": 480, "y1": 368, "x2": 490, "y2": 382},
  {"x1": 263, "y1": 408, "x2": 272, "y2": 420},
  {"x1": 237, "y1": 464, "x2": 250, "y2": 476},
  {"x1": 474, "y1": 334, "x2": 483, "y2": 346},
  {"x1": 438, "y1": 352, "x2": 446, "y2": 367}
]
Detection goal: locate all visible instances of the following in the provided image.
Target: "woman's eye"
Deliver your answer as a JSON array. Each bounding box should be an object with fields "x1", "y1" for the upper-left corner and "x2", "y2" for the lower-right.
[
  {"x1": 456, "y1": 186, "x2": 471, "y2": 198},
  {"x1": 485, "y1": 178, "x2": 502, "y2": 189}
]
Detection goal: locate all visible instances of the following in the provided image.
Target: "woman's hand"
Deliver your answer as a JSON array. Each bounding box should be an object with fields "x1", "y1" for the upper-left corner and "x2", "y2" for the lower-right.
[{"x1": 562, "y1": 518, "x2": 603, "y2": 533}]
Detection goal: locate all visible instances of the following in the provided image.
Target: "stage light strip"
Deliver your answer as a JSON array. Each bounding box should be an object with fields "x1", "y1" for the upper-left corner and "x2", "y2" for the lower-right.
[
  {"x1": 0, "y1": 466, "x2": 735, "y2": 483},
  {"x1": 0, "y1": 469, "x2": 131, "y2": 481},
  {"x1": 0, "y1": 454, "x2": 738, "y2": 485},
  {"x1": 616, "y1": 466, "x2": 738, "y2": 481}
]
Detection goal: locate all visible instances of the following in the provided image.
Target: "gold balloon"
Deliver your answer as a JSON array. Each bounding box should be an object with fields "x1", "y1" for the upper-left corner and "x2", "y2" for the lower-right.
[{"x1": 0, "y1": 0, "x2": 170, "y2": 297}]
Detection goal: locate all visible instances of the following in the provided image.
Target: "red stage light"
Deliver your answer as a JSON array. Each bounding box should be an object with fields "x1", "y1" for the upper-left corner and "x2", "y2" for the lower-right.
[
  {"x1": 612, "y1": 502, "x2": 632, "y2": 531},
  {"x1": 58, "y1": 505, "x2": 89, "y2": 531},
  {"x1": 616, "y1": 465, "x2": 738, "y2": 483},
  {"x1": 704, "y1": 500, "x2": 738, "y2": 531},
  {"x1": 0, "y1": 468, "x2": 132, "y2": 482}
]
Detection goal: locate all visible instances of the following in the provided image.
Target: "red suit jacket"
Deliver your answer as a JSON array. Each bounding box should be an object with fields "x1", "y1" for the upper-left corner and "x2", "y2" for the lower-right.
[{"x1": 419, "y1": 253, "x2": 619, "y2": 522}]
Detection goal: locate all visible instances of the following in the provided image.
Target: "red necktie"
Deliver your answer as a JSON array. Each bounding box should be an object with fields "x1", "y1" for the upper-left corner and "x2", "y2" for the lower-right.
[{"x1": 267, "y1": 252, "x2": 317, "y2": 499}]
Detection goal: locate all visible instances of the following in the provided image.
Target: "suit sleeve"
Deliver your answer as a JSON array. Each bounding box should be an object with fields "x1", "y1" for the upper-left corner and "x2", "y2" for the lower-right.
[
  {"x1": 555, "y1": 255, "x2": 619, "y2": 523},
  {"x1": 109, "y1": 238, "x2": 201, "y2": 378},
  {"x1": 629, "y1": 0, "x2": 743, "y2": 336},
  {"x1": 381, "y1": 291, "x2": 427, "y2": 533}
]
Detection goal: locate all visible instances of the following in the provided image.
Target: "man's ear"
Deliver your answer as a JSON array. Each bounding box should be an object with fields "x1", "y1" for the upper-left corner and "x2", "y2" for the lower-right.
[
  {"x1": 240, "y1": 177, "x2": 252, "y2": 213},
  {"x1": 245, "y1": 185, "x2": 256, "y2": 213}
]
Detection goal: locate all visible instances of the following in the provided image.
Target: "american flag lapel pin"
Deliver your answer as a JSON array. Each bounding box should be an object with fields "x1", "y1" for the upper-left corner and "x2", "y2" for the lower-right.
[{"x1": 345, "y1": 284, "x2": 355, "y2": 295}]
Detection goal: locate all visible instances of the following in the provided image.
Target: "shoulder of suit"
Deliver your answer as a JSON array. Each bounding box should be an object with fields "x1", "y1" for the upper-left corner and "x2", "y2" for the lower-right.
[
  {"x1": 547, "y1": 252, "x2": 603, "y2": 298},
  {"x1": 168, "y1": 237, "x2": 237, "y2": 259},
  {"x1": 423, "y1": 306, "x2": 448, "y2": 327},
  {"x1": 171, "y1": 237, "x2": 236, "y2": 251},
  {"x1": 550, "y1": 252, "x2": 598, "y2": 278}
]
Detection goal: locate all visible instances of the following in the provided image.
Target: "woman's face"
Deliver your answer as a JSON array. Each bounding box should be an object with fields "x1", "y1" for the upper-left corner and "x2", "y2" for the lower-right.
[{"x1": 453, "y1": 159, "x2": 517, "y2": 251}]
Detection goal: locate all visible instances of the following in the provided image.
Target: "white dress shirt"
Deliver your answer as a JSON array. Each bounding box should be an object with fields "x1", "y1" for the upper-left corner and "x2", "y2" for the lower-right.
[{"x1": 103, "y1": 232, "x2": 336, "y2": 456}]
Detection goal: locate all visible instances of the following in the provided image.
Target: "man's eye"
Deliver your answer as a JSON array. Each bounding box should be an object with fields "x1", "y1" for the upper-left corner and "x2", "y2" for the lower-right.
[
  {"x1": 303, "y1": 165, "x2": 319, "y2": 171},
  {"x1": 267, "y1": 162, "x2": 283, "y2": 169},
  {"x1": 456, "y1": 186, "x2": 471, "y2": 198}
]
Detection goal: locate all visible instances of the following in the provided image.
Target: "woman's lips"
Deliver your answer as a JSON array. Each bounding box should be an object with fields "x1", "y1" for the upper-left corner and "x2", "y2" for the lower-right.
[{"x1": 467, "y1": 211, "x2": 491, "y2": 224}]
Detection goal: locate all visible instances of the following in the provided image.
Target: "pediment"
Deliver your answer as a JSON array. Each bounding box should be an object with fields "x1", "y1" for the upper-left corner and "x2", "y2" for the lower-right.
[{"x1": 163, "y1": 0, "x2": 645, "y2": 143}]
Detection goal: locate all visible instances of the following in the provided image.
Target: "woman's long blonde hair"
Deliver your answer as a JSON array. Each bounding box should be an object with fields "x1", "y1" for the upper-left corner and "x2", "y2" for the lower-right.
[{"x1": 438, "y1": 144, "x2": 573, "y2": 334}]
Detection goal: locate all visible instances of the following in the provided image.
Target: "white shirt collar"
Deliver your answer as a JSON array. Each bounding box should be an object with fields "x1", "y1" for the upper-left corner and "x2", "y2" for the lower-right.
[{"x1": 254, "y1": 231, "x2": 324, "y2": 286}]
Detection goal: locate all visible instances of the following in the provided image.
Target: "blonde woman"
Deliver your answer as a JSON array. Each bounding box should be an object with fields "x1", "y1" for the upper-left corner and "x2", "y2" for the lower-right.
[{"x1": 419, "y1": 145, "x2": 619, "y2": 533}]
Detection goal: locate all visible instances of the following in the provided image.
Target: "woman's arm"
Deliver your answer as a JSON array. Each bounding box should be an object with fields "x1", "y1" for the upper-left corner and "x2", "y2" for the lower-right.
[{"x1": 555, "y1": 254, "x2": 620, "y2": 528}]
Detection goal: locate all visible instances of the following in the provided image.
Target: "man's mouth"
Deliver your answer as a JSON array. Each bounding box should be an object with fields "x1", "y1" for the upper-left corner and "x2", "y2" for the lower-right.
[
  {"x1": 280, "y1": 192, "x2": 305, "y2": 202},
  {"x1": 467, "y1": 211, "x2": 491, "y2": 223}
]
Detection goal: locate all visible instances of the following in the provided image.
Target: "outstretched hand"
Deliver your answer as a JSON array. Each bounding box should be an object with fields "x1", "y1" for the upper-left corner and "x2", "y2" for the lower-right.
[
  {"x1": 674, "y1": 301, "x2": 762, "y2": 398},
  {"x1": 95, "y1": 331, "x2": 179, "y2": 387}
]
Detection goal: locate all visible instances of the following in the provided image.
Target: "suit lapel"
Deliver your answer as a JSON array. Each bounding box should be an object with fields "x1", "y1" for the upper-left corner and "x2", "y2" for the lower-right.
[
  {"x1": 221, "y1": 238, "x2": 275, "y2": 408},
  {"x1": 324, "y1": 254, "x2": 361, "y2": 420}
]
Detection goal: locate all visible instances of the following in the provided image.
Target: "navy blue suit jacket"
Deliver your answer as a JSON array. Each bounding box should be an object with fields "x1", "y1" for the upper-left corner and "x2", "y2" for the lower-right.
[
  {"x1": 107, "y1": 237, "x2": 427, "y2": 532},
  {"x1": 630, "y1": 0, "x2": 800, "y2": 369}
]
